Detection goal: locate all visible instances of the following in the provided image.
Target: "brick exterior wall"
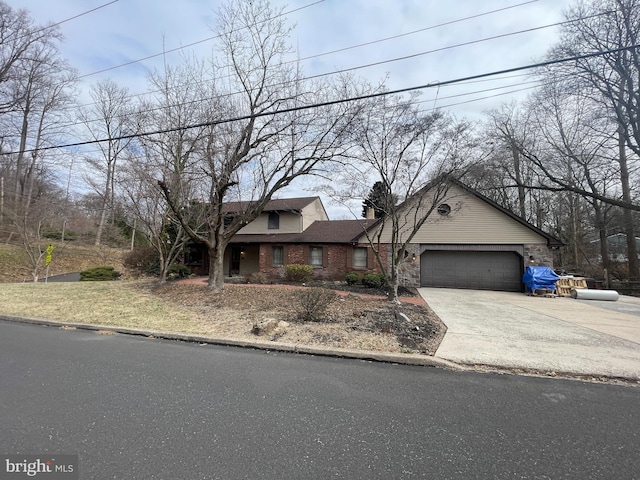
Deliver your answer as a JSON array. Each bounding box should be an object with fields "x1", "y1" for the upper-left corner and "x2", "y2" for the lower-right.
[{"x1": 258, "y1": 243, "x2": 385, "y2": 281}]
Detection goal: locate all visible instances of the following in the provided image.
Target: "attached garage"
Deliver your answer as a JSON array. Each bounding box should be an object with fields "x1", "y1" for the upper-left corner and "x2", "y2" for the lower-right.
[{"x1": 420, "y1": 250, "x2": 523, "y2": 292}]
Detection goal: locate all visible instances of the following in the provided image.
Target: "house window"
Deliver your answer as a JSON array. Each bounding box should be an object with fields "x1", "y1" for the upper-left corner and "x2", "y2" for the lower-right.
[
  {"x1": 310, "y1": 247, "x2": 323, "y2": 266},
  {"x1": 272, "y1": 246, "x2": 284, "y2": 265},
  {"x1": 268, "y1": 211, "x2": 280, "y2": 229},
  {"x1": 353, "y1": 247, "x2": 368, "y2": 269}
]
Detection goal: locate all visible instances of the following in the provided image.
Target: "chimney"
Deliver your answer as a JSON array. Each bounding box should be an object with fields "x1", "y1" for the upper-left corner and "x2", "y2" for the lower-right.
[{"x1": 365, "y1": 207, "x2": 375, "y2": 220}]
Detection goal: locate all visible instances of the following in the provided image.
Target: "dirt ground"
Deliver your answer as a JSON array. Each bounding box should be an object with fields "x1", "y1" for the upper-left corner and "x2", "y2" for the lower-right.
[{"x1": 149, "y1": 282, "x2": 446, "y2": 355}]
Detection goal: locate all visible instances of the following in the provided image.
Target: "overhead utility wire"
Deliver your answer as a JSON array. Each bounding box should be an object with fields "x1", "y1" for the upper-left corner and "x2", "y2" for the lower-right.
[
  {"x1": 59, "y1": 17, "x2": 583, "y2": 130},
  {"x1": 38, "y1": 80, "x2": 542, "y2": 159},
  {"x1": 4, "y1": 44, "x2": 637, "y2": 157},
  {"x1": 15, "y1": 0, "x2": 119, "y2": 39},
  {"x1": 301, "y1": 15, "x2": 605, "y2": 83},
  {"x1": 291, "y1": 1, "x2": 539, "y2": 62},
  {"x1": 73, "y1": 0, "x2": 536, "y2": 104},
  {"x1": 46, "y1": 0, "x2": 119, "y2": 30},
  {"x1": 77, "y1": 0, "x2": 324, "y2": 79}
]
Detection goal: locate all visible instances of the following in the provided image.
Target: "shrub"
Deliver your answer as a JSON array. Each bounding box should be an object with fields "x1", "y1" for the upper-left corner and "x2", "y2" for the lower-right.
[
  {"x1": 123, "y1": 246, "x2": 158, "y2": 276},
  {"x1": 167, "y1": 264, "x2": 191, "y2": 279},
  {"x1": 294, "y1": 288, "x2": 338, "y2": 322},
  {"x1": 362, "y1": 272, "x2": 385, "y2": 289},
  {"x1": 246, "y1": 272, "x2": 269, "y2": 284},
  {"x1": 80, "y1": 266, "x2": 121, "y2": 281},
  {"x1": 284, "y1": 264, "x2": 313, "y2": 283},
  {"x1": 345, "y1": 271, "x2": 360, "y2": 285}
]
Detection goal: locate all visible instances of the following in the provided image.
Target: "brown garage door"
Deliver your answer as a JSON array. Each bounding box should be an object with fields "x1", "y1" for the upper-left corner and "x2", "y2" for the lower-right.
[{"x1": 420, "y1": 250, "x2": 523, "y2": 291}]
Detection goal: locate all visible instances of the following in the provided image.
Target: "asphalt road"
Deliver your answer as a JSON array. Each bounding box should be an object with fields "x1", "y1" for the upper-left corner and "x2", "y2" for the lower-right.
[{"x1": 1, "y1": 320, "x2": 639, "y2": 480}]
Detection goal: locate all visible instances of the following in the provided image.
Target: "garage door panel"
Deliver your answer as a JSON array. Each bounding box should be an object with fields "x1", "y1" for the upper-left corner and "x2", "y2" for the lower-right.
[{"x1": 420, "y1": 250, "x2": 522, "y2": 291}]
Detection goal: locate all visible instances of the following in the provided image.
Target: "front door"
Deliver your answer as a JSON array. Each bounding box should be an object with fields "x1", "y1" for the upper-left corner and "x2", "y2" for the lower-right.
[{"x1": 230, "y1": 246, "x2": 241, "y2": 276}]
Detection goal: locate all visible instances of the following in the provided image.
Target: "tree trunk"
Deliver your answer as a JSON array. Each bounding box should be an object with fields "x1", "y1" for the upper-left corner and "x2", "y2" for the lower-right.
[
  {"x1": 618, "y1": 126, "x2": 639, "y2": 279},
  {"x1": 511, "y1": 139, "x2": 527, "y2": 219},
  {"x1": 208, "y1": 243, "x2": 226, "y2": 292},
  {"x1": 386, "y1": 262, "x2": 401, "y2": 304},
  {"x1": 594, "y1": 203, "x2": 610, "y2": 275},
  {"x1": 94, "y1": 204, "x2": 107, "y2": 246}
]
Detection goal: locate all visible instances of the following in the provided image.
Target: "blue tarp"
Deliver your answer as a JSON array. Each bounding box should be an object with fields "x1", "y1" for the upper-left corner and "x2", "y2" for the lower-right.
[{"x1": 522, "y1": 266, "x2": 559, "y2": 293}]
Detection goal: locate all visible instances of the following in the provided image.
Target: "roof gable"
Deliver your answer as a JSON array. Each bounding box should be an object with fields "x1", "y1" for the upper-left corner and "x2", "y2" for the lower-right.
[{"x1": 354, "y1": 178, "x2": 562, "y2": 247}]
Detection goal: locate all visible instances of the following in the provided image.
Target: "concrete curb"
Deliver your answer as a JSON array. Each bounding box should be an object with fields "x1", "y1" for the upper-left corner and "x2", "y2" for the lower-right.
[
  {"x1": 3, "y1": 315, "x2": 638, "y2": 384},
  {"x1": 0, "y1": 314, "x2": 462, "y2": 371}
]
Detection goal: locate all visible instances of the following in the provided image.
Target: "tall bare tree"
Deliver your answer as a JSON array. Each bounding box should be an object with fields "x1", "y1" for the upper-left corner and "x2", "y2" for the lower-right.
[
  {"x1": 79, "y1": 80, "x2": 135, "y2": 246},
  {"x1": 545, "y1": 0, "x2": 640, "y2": 277},
  {"x1": 327, "y1": 92, "x2": 474, "y2": 302},
  {"x1": 158, "y1": 0, "x2": 358, "y2": 292},
  {"x1": 0, "y1": 2, "x2": 62, "y2": 115}
]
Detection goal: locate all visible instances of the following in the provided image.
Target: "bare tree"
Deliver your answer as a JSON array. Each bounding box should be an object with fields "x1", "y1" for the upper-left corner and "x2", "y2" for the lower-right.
[
  {"x1": 118, "y1": 153, "x2": 188, "y2": 283},
  {"x1": 526, "y1": 81, "x2": 620, "y2": 273},
  {"x1": 327, "y1": 92, "x2": 474, "y2": 302},
  {"x1": 158, "y1": 0, "x2": 358, "y2": 292},
  {"x1": 480, "y1": 103, "x2": 541, "y2": 223},
  {"x1": 0, "y1": 2, "x2": 62, "y2": 114},
  {"x1": 545, "y1": 0, "x2": 640, "y2": 277},
  {"x1": 79, "y1": 80, "x2": 135, "y2": 246}
]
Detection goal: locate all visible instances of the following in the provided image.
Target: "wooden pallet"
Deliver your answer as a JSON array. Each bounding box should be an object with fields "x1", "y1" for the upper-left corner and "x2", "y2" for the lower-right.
[
  {"x1": 556, "y1": 277, "x2": 587, "y2": 297},
  {"x1": 527, "y1": 288, "x2": 558, "y2": 298}
]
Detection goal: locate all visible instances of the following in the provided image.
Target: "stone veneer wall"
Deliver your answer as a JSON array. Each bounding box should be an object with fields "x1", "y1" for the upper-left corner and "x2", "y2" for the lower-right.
[
  {"x1": 523, "y1": 243, "x2": 554, "y2": 270},
  {"x1": 396, "y1": 244, "x2": 421, "y2": 288},
  {"x1": 396, "y1": 243, "x2": 555, "y2": 289}
]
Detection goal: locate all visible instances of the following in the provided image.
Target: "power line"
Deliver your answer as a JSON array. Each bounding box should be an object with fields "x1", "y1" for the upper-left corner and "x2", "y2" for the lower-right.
[
  {"x1": 14, "y1": 0, "x2": 119, "y2": 39},
  {"x1": 4, "y1": 44, "x2": 637, "y2": 157},
  {"x1": 68, "y1": 0, "x2": 539, "y2": 111},
  {"x1": 7, "y1": 0, "x2": 542, "y2": 127},
  {"x1": 295, "y1": 1, "x2": 539, "y2": 63},
  {"x1": 77, "y1": 0, "x2": 325, "y2": 79},
  {"x1": 48, "y1": 0, "x2": 119, "y2": 30},
  {"x1": 55, "y1": 16, "x2": 577, "y2": 131},
  {"x1": 15, "y1": 78, "x2": 542, "y2": 153}
]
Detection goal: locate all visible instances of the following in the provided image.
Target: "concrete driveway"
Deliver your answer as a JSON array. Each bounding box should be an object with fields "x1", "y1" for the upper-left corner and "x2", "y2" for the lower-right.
[{"x1": 419, "y1": 288, "x2": 640, "y2": 380}]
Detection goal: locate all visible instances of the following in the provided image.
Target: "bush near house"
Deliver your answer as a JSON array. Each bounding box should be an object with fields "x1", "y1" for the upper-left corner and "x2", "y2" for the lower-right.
[
  {"x1": 284, "y1": 264, "x2": 313, "y2": 283},
  {"x1": 362, "y1": 272, "x2": 385, "y2": 289},
  {"x1": 80, "y1": 266, "x2": 121, "y2": 281},
  {"x1": 123, "y1": 246, "x2": 159, "y2": 276},
  {"x1": 345, "y1": 271, "x2": 360, "y2": 285}
]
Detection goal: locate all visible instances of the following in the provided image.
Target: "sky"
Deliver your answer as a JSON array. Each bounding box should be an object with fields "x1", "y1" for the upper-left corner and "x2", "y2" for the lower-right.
[{"x1": 9, "y1": 0, "x2": 575, "y2": 218}]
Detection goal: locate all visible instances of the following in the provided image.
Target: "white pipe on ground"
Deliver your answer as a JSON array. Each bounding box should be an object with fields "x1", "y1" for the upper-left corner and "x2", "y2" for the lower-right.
[{"x1": 570, "y1": 289, "x2": 619, "y2": 301}]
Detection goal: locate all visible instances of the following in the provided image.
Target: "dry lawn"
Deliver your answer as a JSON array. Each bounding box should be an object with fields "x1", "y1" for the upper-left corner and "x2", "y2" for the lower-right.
[{"x1": 0, "y1": 280, "x2": 446, "y2": 355}]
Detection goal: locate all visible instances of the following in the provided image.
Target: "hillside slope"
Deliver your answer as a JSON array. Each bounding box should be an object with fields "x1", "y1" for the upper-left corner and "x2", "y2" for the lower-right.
[{"x1": 0, "y1": 243, "x2": 127, "y2": 282}]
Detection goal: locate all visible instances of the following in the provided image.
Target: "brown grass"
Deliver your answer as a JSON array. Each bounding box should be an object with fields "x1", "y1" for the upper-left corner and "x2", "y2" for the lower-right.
[{"x1": 0, "y1": 281, "x2": 446, "y2": 355}]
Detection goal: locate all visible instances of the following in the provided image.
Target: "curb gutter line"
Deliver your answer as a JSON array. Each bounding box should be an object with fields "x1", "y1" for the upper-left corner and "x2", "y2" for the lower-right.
[
  {"x1": 0, "y1": 314, "x2": 461, "y2": 370},
  {"x1": 3, "y1": 314, "x2": 638, "y2": 384}
]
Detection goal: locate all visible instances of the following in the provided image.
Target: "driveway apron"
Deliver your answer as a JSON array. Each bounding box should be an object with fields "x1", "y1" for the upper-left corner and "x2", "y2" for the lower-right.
[{"x1": 419, "y1": 288, "x2": 640, "y2": 379}]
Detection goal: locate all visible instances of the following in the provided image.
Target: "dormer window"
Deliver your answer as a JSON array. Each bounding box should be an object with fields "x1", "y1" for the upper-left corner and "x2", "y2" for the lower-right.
[{"x1": 268, "y1": 211, "x2": 280, "y2": 229}]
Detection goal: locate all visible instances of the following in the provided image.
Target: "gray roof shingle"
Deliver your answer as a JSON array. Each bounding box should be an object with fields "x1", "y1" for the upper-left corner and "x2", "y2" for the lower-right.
[{"x1": 232, "y1": 219, "x2": 379, "y2": 244}]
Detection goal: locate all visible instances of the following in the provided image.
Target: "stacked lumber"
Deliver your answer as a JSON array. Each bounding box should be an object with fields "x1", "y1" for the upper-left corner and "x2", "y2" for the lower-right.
[{"x1": 556, "y1": 277, "x2": 588, "y2": 297}]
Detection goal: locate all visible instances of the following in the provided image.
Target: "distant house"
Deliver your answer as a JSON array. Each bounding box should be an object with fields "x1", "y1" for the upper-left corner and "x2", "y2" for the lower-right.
[
  {"x1": 589, "y1": 233, "x2": 640, "y2": 262},
  {"x1": 185, "y1": 180, "x2": 562, "y2": 292}
]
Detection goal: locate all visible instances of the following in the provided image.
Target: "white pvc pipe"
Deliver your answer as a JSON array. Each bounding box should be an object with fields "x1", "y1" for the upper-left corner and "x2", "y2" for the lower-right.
[{"x1": 570, "y1": 289, "x2": 619, "y2": 301}]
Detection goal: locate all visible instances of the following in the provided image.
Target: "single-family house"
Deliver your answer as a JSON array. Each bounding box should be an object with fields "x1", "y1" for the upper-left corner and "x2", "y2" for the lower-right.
[
  {"x1": 184, "y1": 179, "x2": 562, "y2": 291},
  {"x1": 184, "y1": 197, "x2": 382, "y2": 279}
]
